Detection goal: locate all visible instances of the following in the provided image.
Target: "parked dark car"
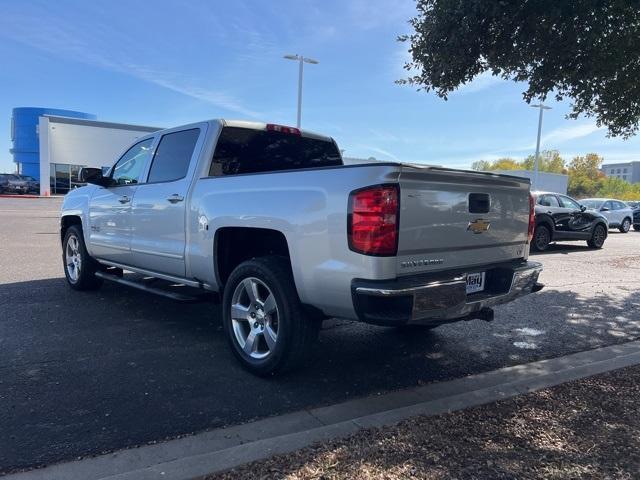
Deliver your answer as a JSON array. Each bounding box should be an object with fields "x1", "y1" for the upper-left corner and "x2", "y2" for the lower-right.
[
  {"x1": 15, "y1": 174, "x2": 39, "y2": 194},
  {"x1": 0, "y1": 173, "x2": 10, "y2": 193},
  {"x1": 630, "y1": 202, "x2": 640, "y2": 231},
  {"x1": 531, "y1": 191, "x2": 609, "y2": 251},
  {"x1": 0, "y1": 174, "x2": 30, "y2": 194}
]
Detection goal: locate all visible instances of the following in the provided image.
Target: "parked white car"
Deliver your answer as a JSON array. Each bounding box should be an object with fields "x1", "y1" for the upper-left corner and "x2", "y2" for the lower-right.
[{"x1": 581, "y1": 198, "x2": 634, "y2": 233}]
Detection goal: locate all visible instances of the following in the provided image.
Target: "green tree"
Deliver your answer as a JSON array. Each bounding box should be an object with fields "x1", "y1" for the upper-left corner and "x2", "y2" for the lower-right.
[
  {"x1": 521, "y1": 150, "x2": 567, "y2": 174},
  {"x1": 471, "y1": 151, "x2": 565, "y2": 173},
  {"x1": 567, "y1": 153, "x2": 605, "y2": 198},
  {"x1": 399, "y1": 1, "x2": 640, "y2": 137},
  {"x1": 471, "y1": 160, "x2": 492, "y2": 171},
  {"x1": 472, "y1": 158, "x2": 519, "y2": 171},
  {"x1": 596, "y1": 177, "x2": 640, "y2": 200}
]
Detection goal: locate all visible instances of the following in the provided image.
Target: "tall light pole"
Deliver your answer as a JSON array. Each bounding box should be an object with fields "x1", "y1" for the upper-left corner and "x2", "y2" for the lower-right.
[
  {"x1": 530, "y1": 103, "x2": 552, "y2": 190},
  {"x1": 283, "y1": 54, "x2": 319, "y2": 128}
]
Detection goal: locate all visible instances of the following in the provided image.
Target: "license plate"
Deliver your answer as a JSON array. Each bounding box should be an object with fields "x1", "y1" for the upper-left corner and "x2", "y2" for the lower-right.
[{"x1": 466, "y1": 272, "x2": 485, "y2": 294}]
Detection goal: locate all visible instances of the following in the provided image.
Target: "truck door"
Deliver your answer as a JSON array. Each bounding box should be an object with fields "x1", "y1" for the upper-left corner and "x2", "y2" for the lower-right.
[
  {"x1": 88, "y1": 138, "x2": 154, "y2": 263},
  {"x1": 129, "y1": 126, "x2": 205, "y2": 278}
]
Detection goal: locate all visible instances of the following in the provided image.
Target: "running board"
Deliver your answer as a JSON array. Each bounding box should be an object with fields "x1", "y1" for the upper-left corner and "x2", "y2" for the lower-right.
[{"x1": 95, "y1": 271, "x2": 203, "y2": 302}]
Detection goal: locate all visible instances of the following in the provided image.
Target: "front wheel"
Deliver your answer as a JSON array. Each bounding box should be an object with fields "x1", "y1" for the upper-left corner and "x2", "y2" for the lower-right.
[
  {"x1": 222, "y1": 256, "x2": 319, "y2": 376},
  {"x1": 619, "y1": 218, "x2": 631, "y2": 233},
  {"x1": 587, "y1": 224, "x2": 607, "y2": 249},
  {"x1": 62, "y1": 226, "x2": 103, "y2": 290}
]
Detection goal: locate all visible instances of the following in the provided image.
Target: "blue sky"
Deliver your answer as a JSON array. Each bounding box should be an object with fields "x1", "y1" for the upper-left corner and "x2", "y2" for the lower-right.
[{"x1": 1, "y1": 0, "x2": 638, "y2": 173}]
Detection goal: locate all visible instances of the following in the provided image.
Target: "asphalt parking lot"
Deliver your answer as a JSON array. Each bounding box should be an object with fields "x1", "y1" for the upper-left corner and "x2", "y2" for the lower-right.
[{"x1": 1, "y1": 197, "x2": 639, "y2": 475}]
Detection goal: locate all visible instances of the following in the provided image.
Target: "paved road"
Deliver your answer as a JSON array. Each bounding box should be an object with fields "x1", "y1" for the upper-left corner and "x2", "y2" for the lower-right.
[{"x1": 1, "y1": 197, "x2": 639, "y2": 474}]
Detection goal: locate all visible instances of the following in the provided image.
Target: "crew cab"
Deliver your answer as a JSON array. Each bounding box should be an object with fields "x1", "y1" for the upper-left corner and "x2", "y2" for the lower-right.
[{"x1": 60, "y1": 119, "x2": 543, "y2": 375}]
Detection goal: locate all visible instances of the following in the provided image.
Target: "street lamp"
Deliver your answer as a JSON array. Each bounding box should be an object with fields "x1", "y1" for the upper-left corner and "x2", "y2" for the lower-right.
[
  {"x1": 530, "y1": 103, "x2": 552, "y2": 190},
  {"x1": 283, "y1": 54, "x2": 319, "y2": 128}
]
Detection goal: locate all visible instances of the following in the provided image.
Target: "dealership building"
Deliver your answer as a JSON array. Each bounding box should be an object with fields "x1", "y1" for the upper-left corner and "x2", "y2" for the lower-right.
[{"x1": 10, "y1": 107, "x2": 160, "y2": 196}]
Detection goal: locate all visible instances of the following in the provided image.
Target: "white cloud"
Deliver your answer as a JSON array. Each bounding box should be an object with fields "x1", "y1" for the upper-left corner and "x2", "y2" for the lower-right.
[
  {"x1": 0, "y1": 8, "x2": 261, "y2": 118},
  {"x1": 355, "y1": 145, "x2": 400, "y2": 161},
  {"x1": 541, "y1": 122, "x2": 602, "y2": 145}
]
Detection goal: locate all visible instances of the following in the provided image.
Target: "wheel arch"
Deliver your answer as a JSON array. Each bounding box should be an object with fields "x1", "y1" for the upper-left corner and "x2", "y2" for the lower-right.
[
  {"x1": 60, "y1": 215, "x2": 83, "y2": 245},
  {"x1": 535, "y1": 215, "x2": 555, "y2": 239},
  {"x1": 592, "y1": 219, "x2": 609, "y2": 235},
  {"x1": 214, "y1": 227, "x2": 291, "y2": 289}
]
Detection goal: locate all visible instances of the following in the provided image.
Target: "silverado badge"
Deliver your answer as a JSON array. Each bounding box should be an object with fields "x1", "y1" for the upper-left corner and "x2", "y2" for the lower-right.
[{"x1": 467, "y1": 218, "x2": 491, "y2": 234}]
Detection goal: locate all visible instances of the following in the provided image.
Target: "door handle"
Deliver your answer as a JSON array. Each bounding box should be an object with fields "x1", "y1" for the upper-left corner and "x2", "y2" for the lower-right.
[
  {"x1": 118, "y1": 195, "x2": 130, "y2": 204},
  {"x1": 167, "y1": 194, "x2": 184, "y2": 203}
]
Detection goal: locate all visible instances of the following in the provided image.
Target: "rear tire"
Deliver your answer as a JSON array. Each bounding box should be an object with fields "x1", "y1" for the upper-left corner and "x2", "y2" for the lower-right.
[
  {"x1": 587, "y1": 224, "x2": 607, "y2": 249},
  {"x1": 222, "y1": 256, "x2": 320, "y2": 376},
  {"x1": 619, "y1": 218, "x2": 631, "y2": 233},
  {"x1": 62, "y1": 226, "x2": 103, "y2": 290},
  {"x1": 532, "y1": 224, "x2": 551, "y2": 252}
]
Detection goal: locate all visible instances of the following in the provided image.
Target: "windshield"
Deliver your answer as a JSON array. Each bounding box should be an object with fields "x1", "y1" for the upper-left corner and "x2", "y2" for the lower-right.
[{"x1": 581, "y1": 199, "x2": 603, "y2": 209}]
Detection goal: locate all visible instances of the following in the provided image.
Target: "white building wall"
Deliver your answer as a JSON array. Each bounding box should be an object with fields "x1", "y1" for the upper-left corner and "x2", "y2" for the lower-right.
[
  {"x1": 496, "y1": 169, "x2": 568, "y2": 194},
  {"x1": 39, "y1": 116, "x2": 159, "y2": 196}
]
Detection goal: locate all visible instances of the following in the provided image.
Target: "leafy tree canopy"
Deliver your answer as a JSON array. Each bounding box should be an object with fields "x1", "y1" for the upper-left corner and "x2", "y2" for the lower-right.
[
  {"x1": 597, "y1": 176, "x2": 640, "y2": 200},
  {"x1": 471, "y1": 150, "x2": 566, "y2": 173},
  {"x1": 567, "y1": 153, "x2": 606, "y2": 198},
  {"x1": 399, "y1": 0, "x2": 640, "y2": 137}
]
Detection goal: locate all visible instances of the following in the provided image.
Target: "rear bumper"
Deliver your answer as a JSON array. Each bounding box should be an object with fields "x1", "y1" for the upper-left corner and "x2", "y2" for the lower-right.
[{"x1": 352, "y1": 260, "x2": 543, "y2": 326}]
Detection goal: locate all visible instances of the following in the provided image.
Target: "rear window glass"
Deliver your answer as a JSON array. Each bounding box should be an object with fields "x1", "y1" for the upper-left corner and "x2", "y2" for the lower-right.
[{"x1": 209, "y1": 127, "x2": 342, "y2": 176}]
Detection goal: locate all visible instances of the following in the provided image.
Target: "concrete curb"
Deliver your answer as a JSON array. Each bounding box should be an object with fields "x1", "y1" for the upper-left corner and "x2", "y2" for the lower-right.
[{"x1": 6, "y1": 340, "x2": 640, "y2": 480}]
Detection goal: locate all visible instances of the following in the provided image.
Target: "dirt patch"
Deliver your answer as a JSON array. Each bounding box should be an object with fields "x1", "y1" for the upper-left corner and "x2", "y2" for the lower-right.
[
  {"x1": 609, "y1": 255, "x2": 640, "y2": 270},
  {"x1": 210, "y1": 365, "x2": 640, "y2": 480}
]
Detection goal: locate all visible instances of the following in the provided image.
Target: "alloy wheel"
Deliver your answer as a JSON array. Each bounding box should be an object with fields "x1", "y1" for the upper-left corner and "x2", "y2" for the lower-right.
[
  {"x1": 622, "y1": 219, "x2": 631, "y2": 232},
  {"x1": 230, "y1": 277, "x2": 279, "y2": 360},
  {"x1": 65, "y1": 234, "x2": 82, "y2": 283},
  {"x1": 535, "y1": 227, "x2": 550, "y2": 250},
  {"x1": 593, "y1": 226, "x2": 606, "y2": 247}
]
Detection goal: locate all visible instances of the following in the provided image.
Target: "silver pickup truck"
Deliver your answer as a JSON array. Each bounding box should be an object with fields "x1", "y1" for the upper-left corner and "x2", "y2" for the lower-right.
[{"x1": 60, "y1": 119, "x2": 543, "y2": 375}]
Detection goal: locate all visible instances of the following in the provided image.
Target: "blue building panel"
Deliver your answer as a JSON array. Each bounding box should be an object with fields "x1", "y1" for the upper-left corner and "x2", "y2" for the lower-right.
[{"x1": 11, "y1": 107, "x2": 96, "y2": 180}]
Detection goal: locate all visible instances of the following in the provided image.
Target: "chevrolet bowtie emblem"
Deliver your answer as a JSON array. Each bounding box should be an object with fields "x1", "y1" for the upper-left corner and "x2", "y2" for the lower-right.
[{"x1": 467, "y1": 218, "x2": 491, "y2": 234}]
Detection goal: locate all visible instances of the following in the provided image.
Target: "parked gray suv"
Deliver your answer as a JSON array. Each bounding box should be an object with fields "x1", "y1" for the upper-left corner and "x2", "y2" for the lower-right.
[{"x1": 581, "y1": 198, "x2": 634, "y2": 233}]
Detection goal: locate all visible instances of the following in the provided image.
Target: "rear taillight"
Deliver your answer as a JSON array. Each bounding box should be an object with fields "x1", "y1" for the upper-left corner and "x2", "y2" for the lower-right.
[
  {"x1": 348, "y1": 185, "x2": 399, "y2": 256},
  {"x1": 528, "y1": 193, "x2": 535, "y2": 243},
  {"x1": 266, "y1": 123, "x2": 301, "y2": 135}
]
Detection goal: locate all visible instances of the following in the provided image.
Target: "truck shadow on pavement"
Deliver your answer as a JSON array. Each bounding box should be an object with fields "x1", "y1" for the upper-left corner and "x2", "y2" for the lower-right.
[
  {"x1": 529, "y1": 243, "x2": 594, "y2": 255},
  {"x1": 0, "y1": 276, "x2": 639, "y2": 473}
]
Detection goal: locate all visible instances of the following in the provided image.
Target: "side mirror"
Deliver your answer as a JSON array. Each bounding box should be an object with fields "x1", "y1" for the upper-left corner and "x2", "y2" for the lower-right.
[
  {"x1": 580, "y1": 205, "x2": 586, "y2": 212},
  {"x1": 80, "y1": 167, "x2": 112, "y2": 187},
  {"x1": 600, "y1": 206, "x2": 610, "y2": 212}
]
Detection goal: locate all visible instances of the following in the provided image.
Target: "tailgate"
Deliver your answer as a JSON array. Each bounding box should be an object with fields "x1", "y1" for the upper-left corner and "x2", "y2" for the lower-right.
[{"x1": 396, "y1": 165, "x2": 530, "y2": 275}]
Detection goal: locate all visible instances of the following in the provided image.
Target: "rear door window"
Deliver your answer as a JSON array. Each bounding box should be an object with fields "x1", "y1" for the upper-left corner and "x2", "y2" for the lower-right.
[
  {"x1": 147, "y1": 129, "x2": 200, "y2": 184},
  {"x1": 209, "y1": 126, "x2": 342, "y2": 176},
  {"x1": 558, "y1": 195, "x2": 581, "y2": 209}
]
